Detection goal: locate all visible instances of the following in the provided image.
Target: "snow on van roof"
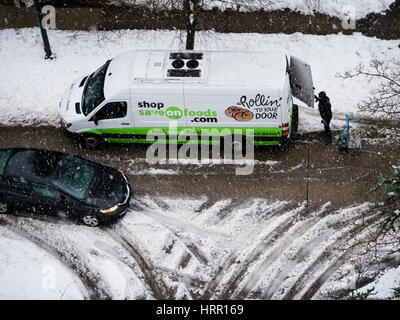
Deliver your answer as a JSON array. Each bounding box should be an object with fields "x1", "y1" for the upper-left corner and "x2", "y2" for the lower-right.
[
  {"x1": 207, "y1": 51, "x2": 287, "y2": 87},
  {"x1": 104, "y1": 50, "x2": 288, "y2": 97}
]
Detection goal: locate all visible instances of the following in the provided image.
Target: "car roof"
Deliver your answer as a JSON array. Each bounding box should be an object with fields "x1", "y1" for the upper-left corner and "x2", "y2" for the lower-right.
[{"x1": 1, "y1": 148, "x2": 66, "y2": 184}]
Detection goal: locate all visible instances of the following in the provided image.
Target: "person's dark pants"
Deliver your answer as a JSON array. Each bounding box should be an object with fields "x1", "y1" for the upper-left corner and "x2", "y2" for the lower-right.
[{"x1": 322, "y1": 116, "x2": 332, "y2": 142}]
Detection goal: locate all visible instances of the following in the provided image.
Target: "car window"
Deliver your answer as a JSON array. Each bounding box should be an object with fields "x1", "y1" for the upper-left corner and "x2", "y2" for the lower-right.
[
  {"x1": 32, "y1": 183, "x2": 60, "y2": 199},
  {"x1": 0, "y1": 150, "x2": 12, "y2": 175},
  {"x1": 94, "y1": 102, "x2": 127, "y2": 121}
]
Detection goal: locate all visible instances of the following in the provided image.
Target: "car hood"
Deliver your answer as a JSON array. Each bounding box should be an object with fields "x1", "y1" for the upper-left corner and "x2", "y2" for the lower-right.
[{"x1": 86, "y1": 166, "x2": 130, "y2": 209}]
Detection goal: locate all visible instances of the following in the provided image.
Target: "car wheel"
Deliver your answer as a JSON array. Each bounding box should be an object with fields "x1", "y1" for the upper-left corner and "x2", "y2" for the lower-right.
[
  {"x1": 82, "y1": 134, "x2": 103, "y2": 150},
  {"x1": 0, "y1": 201, "x2": 10, "y2": 214},
  {"x1": 81, "y1": 214, "x2": 100, "y2": 227}
]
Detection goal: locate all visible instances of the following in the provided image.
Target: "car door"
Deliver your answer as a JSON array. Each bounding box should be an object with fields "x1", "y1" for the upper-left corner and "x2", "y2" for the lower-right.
[
  {"x1": 1, "y1": 176, "x2": 34, "y2": 212},
  {"x1": 54, "y1": 192, "x2": 85, "y2": 219},
  {"x1": 288, "y1": 56, "x2": 315, "y2": 108},
  {"x1": 30, "y1": 182, "x2": 63, "y2": 215},
  {"x1": 90, "y1": 101, "x2": 133, "y2": 139}
]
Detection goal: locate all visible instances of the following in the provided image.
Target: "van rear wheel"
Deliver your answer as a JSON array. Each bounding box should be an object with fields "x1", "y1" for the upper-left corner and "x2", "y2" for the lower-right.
[
  {"x1": 81, "y1": 134, "x2": 103, "y2": 150},
  {"x1": 292, "y1": 104, "x2": 299, "y2": 135}
]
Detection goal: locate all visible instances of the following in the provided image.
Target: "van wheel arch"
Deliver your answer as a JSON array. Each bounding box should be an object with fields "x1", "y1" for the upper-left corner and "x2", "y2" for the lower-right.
[
  {"x1": 292, "y1": 104, "x2": 299, "y2": 135},
  {"x1": 81, "y1": 134, "x2": 104, "y2": 150}
]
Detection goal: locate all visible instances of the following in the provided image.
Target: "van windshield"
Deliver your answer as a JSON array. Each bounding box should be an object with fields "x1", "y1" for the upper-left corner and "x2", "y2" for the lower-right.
[{"x1": 81, "y1": 60, "x2": 111, "y2": 116}]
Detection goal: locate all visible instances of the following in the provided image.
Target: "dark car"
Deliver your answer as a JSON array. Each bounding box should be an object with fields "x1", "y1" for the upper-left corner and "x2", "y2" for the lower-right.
[{"x1": 0, "y1": 148, "x2": 131, "y2": 227}]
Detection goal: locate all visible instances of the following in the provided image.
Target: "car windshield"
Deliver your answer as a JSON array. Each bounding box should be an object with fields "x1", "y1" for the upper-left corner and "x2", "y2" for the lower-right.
[
  {"x1": 52, "y1": 155, "x2": 95, "y2": 199},
  {"x1": 81, "y1": 60, "x2": 111, "y2": 116}
]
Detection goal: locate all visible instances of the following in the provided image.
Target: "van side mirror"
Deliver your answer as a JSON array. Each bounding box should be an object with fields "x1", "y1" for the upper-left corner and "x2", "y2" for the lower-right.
[{"x1": 93, "y1": 115, "x2": 99, "y2": 126}]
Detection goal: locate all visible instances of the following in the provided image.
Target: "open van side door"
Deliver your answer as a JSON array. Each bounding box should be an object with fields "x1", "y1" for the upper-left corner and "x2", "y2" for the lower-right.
[{"x1": 287, "y1": 56, "x2": 314, "y2": 108}]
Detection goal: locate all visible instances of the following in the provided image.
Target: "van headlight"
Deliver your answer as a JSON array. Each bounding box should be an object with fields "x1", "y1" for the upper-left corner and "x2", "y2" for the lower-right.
[{"x1": 101, "y1": 205, "x2": 119, "y2": 214}]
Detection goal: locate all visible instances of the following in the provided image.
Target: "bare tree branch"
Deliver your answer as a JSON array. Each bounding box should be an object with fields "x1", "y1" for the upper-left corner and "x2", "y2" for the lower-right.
[{"x1": 338, "y1": 58, "x2": 400, "y2": 121}]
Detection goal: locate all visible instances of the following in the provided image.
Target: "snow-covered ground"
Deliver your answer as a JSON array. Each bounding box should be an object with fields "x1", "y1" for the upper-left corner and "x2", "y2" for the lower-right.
[
  {"x1": 2, "y1": 196, "x2": 397, "y2": 300},
  {"x1": 118, "y1": 0, "x2": 396, "y2": 19},
  {"x1": 208, "y1": 0, "x2": 396, "y2": 19},
  {"x1": 0, "y1": 28, "x2": 399, "y2": 131},
  {"x1": 0, "y1": 226, "x2": 84, "y2": 299}
]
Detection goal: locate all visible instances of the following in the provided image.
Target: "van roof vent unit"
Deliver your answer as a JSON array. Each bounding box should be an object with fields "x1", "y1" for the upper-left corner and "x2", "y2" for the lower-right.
[
  {"x1": 167, "y1": 52, "x2": 203, "y2": 78},
  {"x1": 169, "y1": 52, "x2": 203, "y2": 60},
  {"x1": 167, "y1": 69, "x2": 201, "y2": 78},
  {"x1": 171, "y1": 59, "x2": 185, "y2": 69}
]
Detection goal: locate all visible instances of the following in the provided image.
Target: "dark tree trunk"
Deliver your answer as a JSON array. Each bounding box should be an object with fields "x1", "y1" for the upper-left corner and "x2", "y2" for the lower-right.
[{"x1": 183, "y1": 0, "x2": 201, "y2": 50}]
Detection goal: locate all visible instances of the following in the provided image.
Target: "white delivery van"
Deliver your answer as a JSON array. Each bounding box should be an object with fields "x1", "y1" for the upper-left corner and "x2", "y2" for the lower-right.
[{"x1": 59, "y1": 50, "x2": 314, "y2": 149}]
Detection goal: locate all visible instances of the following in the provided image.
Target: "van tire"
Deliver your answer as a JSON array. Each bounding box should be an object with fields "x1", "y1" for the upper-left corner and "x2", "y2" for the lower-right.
[
  {"x1": 292, "y1": 104, "x2": 299, "y2": 135},
  {"x1": 81, "y1": 134, "x2": 103, "y2": 150}
]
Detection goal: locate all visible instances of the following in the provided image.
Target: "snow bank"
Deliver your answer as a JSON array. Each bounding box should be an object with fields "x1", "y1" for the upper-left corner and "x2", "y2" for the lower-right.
[
  {"x1": 0, "y1": 226, "x2": 84, "y2": 299},
  {"x1": 357, "y1": 266, "x2": 400, "y2": 299},
  {"x1": 0, "y1": 28, "x2": 398, "y2": 131},
  {"x1": 120, "y1": 0, "x2": 395, "y2": 19}
]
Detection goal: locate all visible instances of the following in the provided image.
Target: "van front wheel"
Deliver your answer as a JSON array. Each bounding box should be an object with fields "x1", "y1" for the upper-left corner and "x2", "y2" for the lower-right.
[{"x1": 81, "y1": 134, "x2": 103, "y2": 150}]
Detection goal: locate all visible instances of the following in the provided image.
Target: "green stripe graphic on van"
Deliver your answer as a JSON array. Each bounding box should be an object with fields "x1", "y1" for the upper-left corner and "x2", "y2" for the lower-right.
[{"x1": 79, "y1": 127, "x2": 283, "y2": 137}]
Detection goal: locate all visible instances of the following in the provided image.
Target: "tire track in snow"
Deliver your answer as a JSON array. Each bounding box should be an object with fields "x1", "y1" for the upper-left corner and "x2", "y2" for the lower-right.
[
  {"x1": 200, "y1": 200, "x2": 297, "y2": 299},
  {"x1": 295, "y1": 212, "x2": 383, "y2": 300},
  {"x1": 222, "y1": 203, "x2": 338, "y2": 300},
  {"x1": 0, "y1": 216, "x2": 112, "y2": 300},
  {"x1": 103, "y1": 225, "x2": 174, "y2": 299},
  {"x1": 213, "y1": 202, "x2": 315, "y2": 300},
  {"x1": 238, "y1": 204, "x2": 346, "y2": 300},
  {"x1": 145, "y1": 212, "x2": 210, "y2": 265},
  {"x1": 244, "y1": 205, "x2": 372, "y2": 300},
  {"x1": 201, "y1": 252, "x2": 238, "y2": 300},
  {"x1": 127, "y1": 197, "x2": 236, "y2": 297},
  {"x1": 133, "y1": 206, "x2": 212, "y2": 266},
  {"x1": 216, "y1": 199, "x2": 244, "y2": 220}
]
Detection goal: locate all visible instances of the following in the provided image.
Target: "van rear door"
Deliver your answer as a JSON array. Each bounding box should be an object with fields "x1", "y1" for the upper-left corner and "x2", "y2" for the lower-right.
[{"x1": 288, "y1": 56, "x2": 314, "y2": 108}]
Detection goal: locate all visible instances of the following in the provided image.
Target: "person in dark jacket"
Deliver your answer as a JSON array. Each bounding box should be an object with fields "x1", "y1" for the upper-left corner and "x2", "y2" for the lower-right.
[{"x1": 315, "y1": 91, "x2": 332, "y2": 144}]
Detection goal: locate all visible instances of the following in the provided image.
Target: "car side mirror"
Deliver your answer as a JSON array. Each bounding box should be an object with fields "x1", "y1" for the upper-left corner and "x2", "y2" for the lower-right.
[{"x1": 93, "y1": 115, "x2": 99, "y2": 126}]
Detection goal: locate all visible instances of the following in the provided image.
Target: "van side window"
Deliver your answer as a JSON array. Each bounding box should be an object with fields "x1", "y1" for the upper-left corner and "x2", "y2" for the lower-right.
[{"x1": 95, "y1": 102, "x2": 127, "y2": 121}]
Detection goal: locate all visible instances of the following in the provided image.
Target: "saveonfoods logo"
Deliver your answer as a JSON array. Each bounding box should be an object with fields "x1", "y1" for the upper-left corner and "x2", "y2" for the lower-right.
[
  {"x1": 139, "y1": 105, "x2": 218, "y2": 122},
  {"x1": 165, "y1": 107, "x2": 183, "y2": 120}
]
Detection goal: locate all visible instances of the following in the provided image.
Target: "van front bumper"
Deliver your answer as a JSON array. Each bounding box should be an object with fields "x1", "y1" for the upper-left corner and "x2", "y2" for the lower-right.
[{"x1": 61, "y1": 127, "x2": 80, "y2": 140}]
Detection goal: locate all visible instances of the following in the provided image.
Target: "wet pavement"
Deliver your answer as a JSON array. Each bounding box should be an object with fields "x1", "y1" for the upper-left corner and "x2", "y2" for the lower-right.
[{"x1": 0, "y1": 125, "x2": 398, "y2": 207}]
